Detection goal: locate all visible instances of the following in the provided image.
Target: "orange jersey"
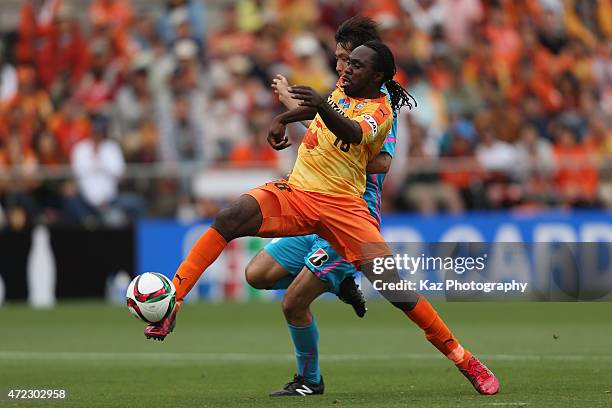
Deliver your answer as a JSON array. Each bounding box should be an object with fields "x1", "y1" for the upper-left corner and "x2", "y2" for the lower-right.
[{"x1": 288, "y1": 88, "x2": 393, "y2": 197}]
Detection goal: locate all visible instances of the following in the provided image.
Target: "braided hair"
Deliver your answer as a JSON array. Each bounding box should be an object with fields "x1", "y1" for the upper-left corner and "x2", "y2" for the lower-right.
[{"x1": 362, "y1": 41, "x2": 416, "y2": 113}]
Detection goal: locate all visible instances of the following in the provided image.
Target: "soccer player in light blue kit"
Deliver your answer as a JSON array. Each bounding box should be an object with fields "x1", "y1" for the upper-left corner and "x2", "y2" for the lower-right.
[{"x1": 245, "y1": 16, "x2": 400, "y2": 396}]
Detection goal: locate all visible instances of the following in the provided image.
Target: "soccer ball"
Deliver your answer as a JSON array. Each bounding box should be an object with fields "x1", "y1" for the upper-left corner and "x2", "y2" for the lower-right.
[{"x1": 126, "y1": 272, "x2": 176, "y2": 323}]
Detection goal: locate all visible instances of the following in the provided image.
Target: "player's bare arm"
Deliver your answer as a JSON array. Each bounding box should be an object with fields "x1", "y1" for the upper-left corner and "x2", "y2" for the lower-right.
[
  {"x1": 289, "y1": 85, "x2": 362, "y2": 144},
  {"x1": 272, "y1": 74, "x2": 313, "y2": 129},
  {"x1": 267, "y1": 106, "x2": 317, "y2": 150},
  {"x1": 366, "y1": 152, "x2": 392, "y2": 174}
]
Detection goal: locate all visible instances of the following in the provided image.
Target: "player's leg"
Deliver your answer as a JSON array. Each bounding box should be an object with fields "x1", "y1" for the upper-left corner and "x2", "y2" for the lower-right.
[
  {"x1": 360, "y1": 260, "x2": 499, "y2": 395},
  {"x1": 174, "y1": 179, "x2": 320, "y2": 302},
  {"x1": 270, "y1": 268, "x2": 327, "y2": 397},
  {"x1": 146, "y1": 181, "x2": 319, "y2": 340},
  {"x1": 245, "y1": 249, "x2": 292, "y2": 289},
  {"x1": 316, "y1": 194, "x2": 499, "y2": 394},
  {"x1": 144, "y1": 194, "x2": 263, "y2": 340},
  {"x1": 172, "y1": 194, "x2": 263, "y2": 301},
  {"x1": 245, "y1": 236, "x2": 317, "y2": 290},
  {"x1": 246, "y1": 233, "x2": 366, "y2": 316},
  {"x1": 362, "y1": 262, "x2": 499, "y2": 394},
  {"x1": 303, "y1": 236, "x2": 366, "y2": 317}
]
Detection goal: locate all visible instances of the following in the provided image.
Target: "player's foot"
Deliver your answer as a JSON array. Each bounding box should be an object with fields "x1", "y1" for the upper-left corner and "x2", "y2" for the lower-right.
[
  {"x1": 269, "y1": 374, "x2": 324, "y2": 397},
  {"x1": 144, "y1": 301, "x2": 181, "y2": 341},
  {"x1": 458, "y1": 356, "x2": 499, "y2": 395},
  {"x1": 337, "y1": 277, "x2": 367, "y2": 317}
]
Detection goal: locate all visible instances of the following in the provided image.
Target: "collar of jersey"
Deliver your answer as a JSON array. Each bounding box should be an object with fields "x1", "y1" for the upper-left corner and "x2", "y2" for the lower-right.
[{"x1": 350, "y1": 92, "x2": 387, "y2": 103}]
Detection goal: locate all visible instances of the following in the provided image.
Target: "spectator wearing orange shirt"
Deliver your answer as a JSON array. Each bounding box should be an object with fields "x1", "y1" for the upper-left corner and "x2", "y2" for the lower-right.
[
  {"x1": 5, "y1": 66, "x2": 53, "y2": 149},
  {"x1": 229, "y1": 106, "x2": 277, "y2": 168},
  {"x1": 49, "y1": 5, "x2": 90, "y2": 101},
  {"x1": 0, "y1": 134, "x2": 40, "y2": 228},
  {"x1": 47, "y1": 99, "x2": 91, "y2": 158},
  {"x1": 507, "y1": 60, "x2": 562, "y2": 113},
  {"x1": 89, "y1": 0, "x2": 133, "y2": 34},
  {"x1": 553, "y1": 126, "x2": 599, "y2": 207},
  {"x1": 89, "y1": 0, "x2": 135, "y2": 59},
  {"x1": 16, "y1": 0, "x2": 62, "y2": 88},
  {"x1": 483, "y1": 6, "x2": 522, "y2": 84},
  {"x1": 439, "y1": 119, "x2": 483, "y2": 209}
]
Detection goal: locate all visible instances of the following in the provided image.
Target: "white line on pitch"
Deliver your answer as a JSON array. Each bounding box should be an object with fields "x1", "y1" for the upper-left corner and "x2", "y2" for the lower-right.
[{"x1": 0, "y1": 351, "x2": 610, "y2": 362}]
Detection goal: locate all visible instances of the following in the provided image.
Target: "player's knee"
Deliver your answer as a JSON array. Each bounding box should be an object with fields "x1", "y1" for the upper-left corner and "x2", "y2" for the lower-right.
[
  {"x1": 281, "y1": 292, "x2": 308, "y2": 321},
  {"x1": 212, "y1": 205, "x2": 248, "y2": 240},
  {"x1": 212, "y1": 196, "x2": 261, "y2": 241},
  {"x1": 244, "y1": 261, "x2": 267, "y2": 289},
  {"x1": 212, "y1": 207, "x2": 237, "y2": 236}
]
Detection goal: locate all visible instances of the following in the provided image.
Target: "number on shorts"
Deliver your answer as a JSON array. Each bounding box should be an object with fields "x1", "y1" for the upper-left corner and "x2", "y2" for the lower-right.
[{"x1": 274, "y1": 182, "x2": 292, "y2": 192}]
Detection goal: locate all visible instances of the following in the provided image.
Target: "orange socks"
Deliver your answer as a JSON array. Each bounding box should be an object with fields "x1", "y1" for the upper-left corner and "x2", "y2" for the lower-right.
[
  {"x1": 172, "y1": 228, "x2": 227, "y2": 301},
  {"x1": 406, "y1": 297, "x2": 472, "y2": 369}
]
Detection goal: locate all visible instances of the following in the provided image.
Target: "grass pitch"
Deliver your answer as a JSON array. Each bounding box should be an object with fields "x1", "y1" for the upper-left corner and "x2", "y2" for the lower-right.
[{"x1": 0, "y1": 300, "x2": 611, "y2": 407}]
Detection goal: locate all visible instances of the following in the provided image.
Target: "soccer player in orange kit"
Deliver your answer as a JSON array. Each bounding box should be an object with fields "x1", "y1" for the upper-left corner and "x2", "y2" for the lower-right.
[{"x1": 145, "y1": 40, "x2": 499, "y2": 396}]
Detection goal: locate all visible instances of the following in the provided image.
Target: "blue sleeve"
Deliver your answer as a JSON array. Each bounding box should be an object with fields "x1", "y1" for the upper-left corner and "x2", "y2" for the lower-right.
[
  {"x1": 380, "y1": 116, "x2": 397, "y2": 158},
  {"x1": 379, "y1": 84, "x2": 397, "y2": 158}
]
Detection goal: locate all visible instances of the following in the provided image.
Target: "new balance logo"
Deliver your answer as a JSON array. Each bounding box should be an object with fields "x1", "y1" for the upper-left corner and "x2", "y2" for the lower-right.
[{"x1": 295, "y1": 385, "x2": 313, "y2": 396}]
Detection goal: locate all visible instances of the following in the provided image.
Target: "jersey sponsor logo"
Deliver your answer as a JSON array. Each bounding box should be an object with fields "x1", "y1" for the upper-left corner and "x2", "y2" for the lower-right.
[
  {"x1": 363, "y1": 114, "x2": 378, "y2": 136},
  {"x1": 308, "y1": 248, "x2": 329, "y2": 268},
  {"x1": 377, "y1": 107, "x2": 389, "y2": 118},
  {"x1": 355, "y1": 102, "x2": 367, "y2": 111},
  {"x1": 295, "y1": 385, "x2": 313, "y2": 396},
  {"x1": 337, "y1": 98, "x2": 351, "y2": 110},
  {"x1": 327, "y1": 96, "x2": 348, "y2": 118}
]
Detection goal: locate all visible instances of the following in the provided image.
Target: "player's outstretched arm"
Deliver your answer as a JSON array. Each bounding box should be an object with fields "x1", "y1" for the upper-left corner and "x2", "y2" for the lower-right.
[{"x1": 289, "y1": 85, "x2": 362, "y2": 145}]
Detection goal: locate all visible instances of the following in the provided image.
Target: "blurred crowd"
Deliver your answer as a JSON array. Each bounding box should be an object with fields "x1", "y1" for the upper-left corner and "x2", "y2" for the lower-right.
[{"x1": 0, "y1": 0, "x2": 610, "y2": 229}]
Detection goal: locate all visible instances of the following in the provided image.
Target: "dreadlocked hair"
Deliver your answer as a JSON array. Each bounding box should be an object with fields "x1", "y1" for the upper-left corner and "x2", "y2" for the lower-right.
[
  {"x1": 335, "y1": 16, "x2": 381, "y2": 51},
  {"x1": 362, "y1": 41, "x2": 417, "y2": 113}
]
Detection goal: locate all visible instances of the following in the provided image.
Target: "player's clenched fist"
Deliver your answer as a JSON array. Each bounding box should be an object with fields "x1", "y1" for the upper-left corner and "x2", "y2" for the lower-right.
[
  {"x1": 267, "y1": 119, "x2": 291, "y2": 150},
  {"x1": 289, "y1": 86, "x2": 325, "y2": 108}
]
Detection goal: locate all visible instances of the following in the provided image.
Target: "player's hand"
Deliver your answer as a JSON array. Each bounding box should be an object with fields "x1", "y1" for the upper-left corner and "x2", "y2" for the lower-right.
[
  {"x1": 272, "y1": 74, "x2": 295, "y2": 109},
  {"x1": 268, "y1": 120, "x2": 291, "y2": 150},
  {"x1": 271, "y1": 74, "x2": 289, "y2": 96},
  {"x1": 289, "y1": 86, "x2": 324, "y2": 109}
]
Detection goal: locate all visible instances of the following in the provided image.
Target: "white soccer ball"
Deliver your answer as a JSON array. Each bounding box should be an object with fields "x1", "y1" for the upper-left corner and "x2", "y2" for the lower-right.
[{"x1": 126, "y1": 272, "x2": 176, "y2": 323}]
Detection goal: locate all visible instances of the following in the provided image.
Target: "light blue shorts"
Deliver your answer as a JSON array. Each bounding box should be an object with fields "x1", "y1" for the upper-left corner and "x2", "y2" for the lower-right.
[{"x1": 264, "y1": 234, "x2": 357, "y2": 295}]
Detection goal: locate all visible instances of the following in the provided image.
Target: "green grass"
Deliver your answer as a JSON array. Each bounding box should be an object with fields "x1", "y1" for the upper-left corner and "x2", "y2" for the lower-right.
[{"x1": 0, "y1": 301, "x2": 611, "y2": 407}]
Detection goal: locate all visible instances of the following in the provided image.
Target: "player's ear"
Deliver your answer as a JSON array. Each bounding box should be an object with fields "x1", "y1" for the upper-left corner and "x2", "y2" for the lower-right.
[{"x1": 374, "y1": 71, "x2": 384, "y2": 85}]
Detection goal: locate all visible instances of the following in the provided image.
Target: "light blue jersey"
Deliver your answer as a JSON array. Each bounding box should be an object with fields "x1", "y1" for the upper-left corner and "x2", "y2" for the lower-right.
[{"x1": 363, "y1": 85, "x2": 397, "y2": 223}]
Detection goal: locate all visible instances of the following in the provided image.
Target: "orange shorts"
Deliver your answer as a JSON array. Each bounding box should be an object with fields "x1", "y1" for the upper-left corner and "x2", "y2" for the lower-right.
[{"x1": 246, "y1": 179, "x2": 391, "y2": 265}]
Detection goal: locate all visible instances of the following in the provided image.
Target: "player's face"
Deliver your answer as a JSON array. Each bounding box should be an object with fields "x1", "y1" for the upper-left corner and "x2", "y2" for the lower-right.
[
  {"x1": 335, "y1": 43, "x2": 351, "y2": 79},
  {"x1": 342, "y1": 45, "x2": 379, "y2": 97}
]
